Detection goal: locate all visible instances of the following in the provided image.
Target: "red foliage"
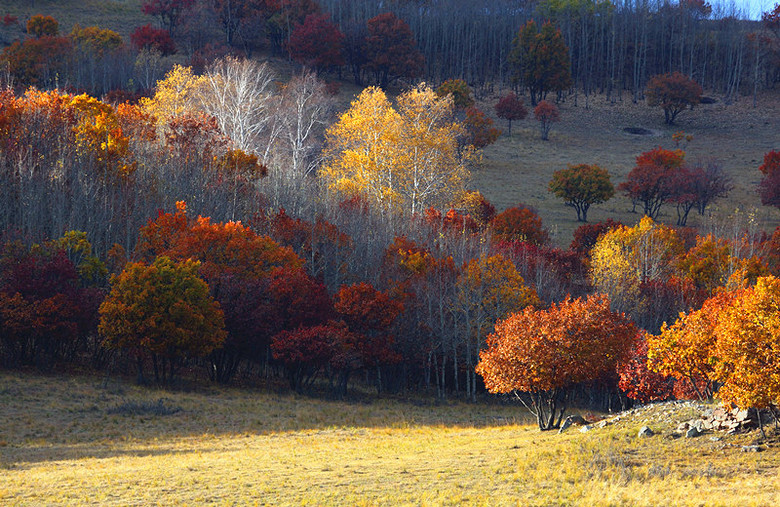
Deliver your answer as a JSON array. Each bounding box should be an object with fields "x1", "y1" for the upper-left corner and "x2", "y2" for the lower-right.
[
  {"x1": 758, "y1": 152, "x2": 780, "y2": 209},
  {"x1": 1, "y1": 36, "x2": 72, "y2": 87},
  {"x1": 3, "y1": 14, "x2": 18, "y2": 26},
  {"x1": 130, "y1": 24, "x2": 176, "y2": 55},
  {"x1": 618, "y1": 147, "x2": 685, "y2": 219},
  {"x1": 287, "y1": 13, "x2": 345, "y2": 71},
  {"x1": 759, "y1": 149, "x2": 780, "y2": 175},
  {"x1": 365, "y1": 12, "x2": 424, "y2": 87},
  {"x1": 423, "y1": 207, "x2": 479, "y2": 235},
  {"x1": 494, "y1": 92, "x2": 527, "y2": 135},
  {"x1": 618, "y1": 334, "x2": 675, "y2": 403},
  {"x1": 464, "y1": 106, "x2": 500, "y2": 148},
  {"x1": 334, "y1": 282, "x2": 403, "y2": 367},
  {"x1": 570, "y1": 219, "x2": 623, "y2": 258},
  {"x1": 533, "y1": 100, "x2": 559, "y2": 140},
  {"x1": 141, "y1": 0, "x2": 194, "y2": 36},
  {"x1": 490, "y1": 204, "x2": 549, "y2": 246}
]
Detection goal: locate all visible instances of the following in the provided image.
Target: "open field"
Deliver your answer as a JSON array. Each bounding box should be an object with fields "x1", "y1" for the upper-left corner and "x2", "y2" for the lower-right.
[
  {"x1": 473, "y1": 90, "x2": 780, "y2": 246},
  {"x1": 1, "y1": 372, "x2": 778, "y2": 505}
]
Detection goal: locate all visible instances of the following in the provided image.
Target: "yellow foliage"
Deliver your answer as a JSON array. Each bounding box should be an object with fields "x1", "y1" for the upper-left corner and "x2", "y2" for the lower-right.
[
  {"x1": 590, "y1": 216, "x2": 683, "y2": 314},
  {"x1": 140, "y1": 64, "x2": 206, "y2": 126},
  {"x1": 323, "y1": 84, "x2": 469, "y2": 215}
]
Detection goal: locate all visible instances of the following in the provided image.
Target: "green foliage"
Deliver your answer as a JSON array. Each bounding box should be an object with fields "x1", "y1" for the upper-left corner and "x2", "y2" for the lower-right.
[{"x1": 548, "y1": 163, "x2": 614, "y2": 222}]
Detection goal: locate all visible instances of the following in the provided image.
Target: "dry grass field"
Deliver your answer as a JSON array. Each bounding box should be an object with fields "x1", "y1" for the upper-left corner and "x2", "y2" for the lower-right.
[
  {"x1": 1, "y1": 372, "x2": 778, "y2": 505},
  {"x1": 473, "y1": 90, "x2": 780, "y2": 246}
]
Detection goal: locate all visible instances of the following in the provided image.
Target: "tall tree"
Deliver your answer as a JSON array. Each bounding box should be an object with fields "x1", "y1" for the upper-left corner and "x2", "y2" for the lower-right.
[
  {"x1": 322, "y1": 85, "x2": 468, "y2": 216},
  {"x1": 508, "y1": 20, "x2": 573, "y2": 105},
  {"x1": 364, "y1": 12, "x2": 424, "y2": 87}
]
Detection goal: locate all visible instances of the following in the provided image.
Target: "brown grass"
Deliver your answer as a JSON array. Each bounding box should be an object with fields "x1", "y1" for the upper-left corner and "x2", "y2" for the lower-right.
[
  {"x1": 473, "y1": 90, "x2": 780, "y2": 246},
  {"x1": 1, "y1": 372, "x2": 779, "y2": 505}
]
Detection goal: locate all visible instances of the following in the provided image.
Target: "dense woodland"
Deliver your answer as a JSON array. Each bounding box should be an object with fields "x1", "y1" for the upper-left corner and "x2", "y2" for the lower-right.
[{"x1": 1, "y1": 0, "x2": 780, "y2": 429}]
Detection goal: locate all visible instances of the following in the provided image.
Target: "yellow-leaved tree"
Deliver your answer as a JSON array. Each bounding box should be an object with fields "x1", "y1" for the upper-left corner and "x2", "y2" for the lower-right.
[
  {"x1": 140, "y1": 64, "x2": 206, "y2": 126},
  {"x1": 322, "y1": 84, "x2": 469, "y2": 215},
  {"x1": 590, "y1": 216, "x2": 683, "y2": 318}
]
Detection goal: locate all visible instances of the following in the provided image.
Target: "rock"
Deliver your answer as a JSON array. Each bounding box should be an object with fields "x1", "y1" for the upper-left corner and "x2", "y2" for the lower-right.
[
  {"x1": 558, "y1": 414, "x2": 588, "y2": 433},
  {"x1": 741, "y1": 445, "x2": 763, "y2": 452},
  {"x1": 710, "y1": 436, "x2": 722, "y2": 442},
  {"x1": 686, "y1": 426, "x2": 701, "y2": 438},
  {"x1": 579, "y1": 425, "x2": 592, "y2": 433},
  {"x1": 638, "y1": 426, "x2": 654, "y2": 438}
]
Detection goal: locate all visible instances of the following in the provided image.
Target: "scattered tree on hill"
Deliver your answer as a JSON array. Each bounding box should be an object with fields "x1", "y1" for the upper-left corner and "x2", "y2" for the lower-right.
[
  {"x1": 494, "y1": 92, "x2": 527, "y2": 135},
  {"x1": 287, "y1": 13, "x2": 345, "y2": 73},
  {"x1": 758, "y1": 150, "x2": 780, "y2": 209},
  {"x1": 646, "y1": 71, "x2": 703, "y2": 125},
  {"x1": 508, "y1": 20, "x2": 572, "y2": 105},
  {"x1": 435, "y1": 79, "x2": 474, "y2": 109},
  {"x1": 99, "y1": 256, "x2": 226, "y2": 384},
  {"x1": 131, "y1": 24, "x2": 176, "y2": 55},
  {"x1": 141, "y1": 0, "x2": 194, "y2": 37},
  {"x1": 548, "y1": 163, "x2": 614, "y2": 222},
  {"x1": 476, "y1": 294, "x2": 636, "y2": 430},
  {"x1": 364, "y1": 12, "x2": 424, "y2": 87},
  {"x1": 26, "y1": 14, "x2": 58, "y2": 37},
  {"x1": 463, "y1": 106, "x2": 500, "y2": 149},
  {"x1": 619, "y1": 147, "x2": 686, "y2": 219},
  {"x1": 533, "y1": 100, "x2": 559, "y2": 140}
]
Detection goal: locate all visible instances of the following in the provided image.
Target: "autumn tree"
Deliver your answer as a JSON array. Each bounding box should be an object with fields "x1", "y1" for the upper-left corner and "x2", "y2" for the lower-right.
[
  {"x1": 590, "y1": 216, "x2": 684, "y2": 322},
  {"x1": 142, "y1": 0, "x2": 195, "y2": 37},
  {"x1": 99, "y1": 256, "x2": 226, "y2": 384},
  {"x1": 288, "y1": 13, "x2": 345, "y2": 73},
  {"x1": 494, "y1": 92, "x2": 527, "y2": 135},
  {"x1": 462, "y1": 106, "x2": 500, "y2": 149},
  {"x1": 646, "y1": 71, "x2": 703, "y2": 125},
  {"x1": 130, "y1": 24, "x2": 176, "y2": 55},
  {"x1": 714, "y1": 276, "x2": 780, "y2": 431},
  {"x1": 533, "y1": 100, "x2": 559, "y2": 140},
  {"x1": 648, "y1": 290, "x2": 738, "y2": 401},
  {"x1": 508, "y1": 20, "x2": 572, "y2": 105},
  {"x1": 435, "y1": 79, "x2": 474, "y2": 109},
  {"x1": 618, "y1": 334, "x2": 674, "y2": 404},
  {"x1": 364, "y1": 12, "x2": 424, "y2": 87},
  {"x1": 476, "y1": 294, "x2": 636, "y2": 430},
  {"x1": 140, "y1": 64, "x2": 206, "y2": 126},
  {"x1": 26, "y1": 14, "x2": 58, "y2": 37},
  {"x1": 619, "y1": 147, "x2": 686, "y2": 219},
  {"x1": 491, "y1": 205, "x2": 549, "y2": 246},
  {"x1": 758, "y1": 150, "x2": 780, "y2": 209},
  {"x1": 457, "y1": 254, "x2": 539, "y2": 400},
  {"x1": 322, "y1": 84, "x2": 468, "y2": 216},
  {"x1": 548, "y1": 164, "x2": 614, "y2": 222}
]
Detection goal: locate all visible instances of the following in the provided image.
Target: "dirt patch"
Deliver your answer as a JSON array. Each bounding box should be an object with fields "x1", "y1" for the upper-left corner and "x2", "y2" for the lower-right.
[{"x1": 623, "y1": 127, "x2": 654, "y2": 136}]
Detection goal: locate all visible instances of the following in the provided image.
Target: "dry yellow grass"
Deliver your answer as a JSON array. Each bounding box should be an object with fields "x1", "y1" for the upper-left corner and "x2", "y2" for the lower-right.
[{"x1": 1, "y1": 372, "x2": 778, "y2": 505}]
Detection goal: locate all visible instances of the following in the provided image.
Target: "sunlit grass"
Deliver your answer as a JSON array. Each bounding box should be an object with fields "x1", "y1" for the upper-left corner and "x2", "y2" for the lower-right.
[{"x1": 1, "y1": 372, "x2": 778, "y2": 505}]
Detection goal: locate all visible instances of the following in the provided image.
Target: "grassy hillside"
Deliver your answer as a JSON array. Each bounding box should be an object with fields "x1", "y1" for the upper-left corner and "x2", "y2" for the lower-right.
[
  {"x1": 1, "y1": 372, "x2": 778, "y2": 505},
  {"x1": 0, "y1": 0, "x2": 146, "y2": 40},
  {"x1": 473, "y1": 91, "x2": 780, "y2": 246}
]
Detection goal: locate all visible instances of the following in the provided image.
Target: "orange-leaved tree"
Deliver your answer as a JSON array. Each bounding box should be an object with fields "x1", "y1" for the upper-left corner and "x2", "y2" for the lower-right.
[
  {"x1": 648, "y1": 289, "x2": 740, "y2": 401},
  {"x1": 619, "y1": 147, "x2": 686, "y2": 219},
  {"x1": 99, "y1": 256, "x2": 226, "y2": 384},
  {"x1": 714, "y1": 275, "x2": 780, "y2": 431},
  {"x1": 476, "y1": 294, "x2": 637, "y2": 430},
  {"x1": 646, "y1": 71, "x2": 703, "y2": 125}
]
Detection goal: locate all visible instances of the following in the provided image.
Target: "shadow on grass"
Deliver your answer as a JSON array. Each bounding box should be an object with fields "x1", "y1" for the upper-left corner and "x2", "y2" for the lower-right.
[{"x1": 0, "y1": 371, "x2": 536, "y2": 465}]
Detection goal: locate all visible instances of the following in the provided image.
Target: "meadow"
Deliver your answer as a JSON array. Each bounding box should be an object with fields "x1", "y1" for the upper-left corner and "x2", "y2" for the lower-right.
[{"x1": 1, "y1": 372, "x2": 778, "y2": 505}]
